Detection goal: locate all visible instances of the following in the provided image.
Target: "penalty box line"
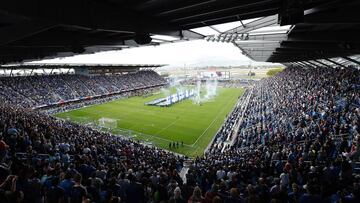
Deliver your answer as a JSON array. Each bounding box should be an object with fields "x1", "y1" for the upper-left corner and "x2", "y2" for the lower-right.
[
  {"x1": 92, "y1": 106, "x2": 193, "y2": 147},
  {"x1": 154, "y1": 118, "x2": 179, "y2": 136}
]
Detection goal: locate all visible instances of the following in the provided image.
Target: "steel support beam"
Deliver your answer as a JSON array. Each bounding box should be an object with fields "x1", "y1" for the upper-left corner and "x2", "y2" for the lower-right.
[
  {"x1": 1, "y1": 1, "x2": 179, "y2": 35},
  {"x1": 297, "y1": 62, "x2": 309, "y2": 68},
  {"x1": 324, "y1": 58, "x2": 347, "y2": 68},
  {"x1": 298, "y1": 62, "x2": 308, "y2": 68},
  {"x1": 307, "y1": 61, "x2": 321, "y2": 68},
  {"x1": 225, "y1": 14, "x2": 278, "y2": 34},
  {"x1": 292, "y1": 62, "x2": 304, "y2": 68},
  {"x1": 342, "y1": 56, "x2": 360, "y2": 66},
  {"x1": 301, "y1": 61, "x2": 315, "y2": 68},
  {"x1": 0, "y1": 21, "x2": 57, "y2": 46},
  {"x1": 314, "y1": 60, "x2": 331, "y2": 68},
  {"x1": 288, "y1": 31, "x2": 360, "y2": 43}
]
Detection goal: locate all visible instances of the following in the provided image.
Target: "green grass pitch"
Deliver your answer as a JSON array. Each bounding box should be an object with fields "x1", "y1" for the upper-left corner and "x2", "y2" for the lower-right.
[{"x1": 55, "y1": 87, "x2": 244, "y2": 157}]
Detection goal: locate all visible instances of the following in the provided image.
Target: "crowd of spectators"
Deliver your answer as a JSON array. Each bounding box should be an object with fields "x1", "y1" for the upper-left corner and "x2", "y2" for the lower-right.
[
  {"x1": 0, "y1": 66, "x2": 359, "y2": 203},
  {"x1": 180, "y1": 79, "x2": 252, "y2": 89},
  {"x1": 0, "y1": 104, "x2": 184, "y2": 203},
  {"x1": 0, "y1": 70, "x2": 166, "y2": 108},
  {"x1": 209, "y1": 89, "x2": 251, "y2": 152},
  {"x1": 198, "y1": 66, "x2": 360, "y2": 203},
  {"x1": 218, "y1": 80, "x2": 255, "y2": 88}
]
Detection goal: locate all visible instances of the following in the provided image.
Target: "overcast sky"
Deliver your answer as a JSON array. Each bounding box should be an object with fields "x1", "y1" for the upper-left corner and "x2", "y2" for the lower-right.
[{"x1": 30, "y1": 40, "x2": 276, "y2": 68}]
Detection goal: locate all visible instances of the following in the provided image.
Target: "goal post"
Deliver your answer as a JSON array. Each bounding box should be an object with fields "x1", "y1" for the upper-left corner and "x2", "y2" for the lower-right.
[{"x1": 98, "y1": 117, "x2": 117, "y2": 130}]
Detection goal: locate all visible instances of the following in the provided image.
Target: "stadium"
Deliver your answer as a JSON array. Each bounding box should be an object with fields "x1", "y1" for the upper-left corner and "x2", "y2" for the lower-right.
[{"x1": 0, "y1": 1, "x2": 359, "y2": 203}]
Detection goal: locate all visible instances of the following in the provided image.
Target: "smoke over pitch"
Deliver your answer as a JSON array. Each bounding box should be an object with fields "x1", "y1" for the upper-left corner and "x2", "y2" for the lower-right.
[
  {"x1": 193, "y1": 77, "x2": 218, "y2": 105},
  {"x1": 162, "y1": 76, "x2": 219, "y2": 105},
  {"x1": 161, "y1": 76, "x2": 182, "y2": 96}
]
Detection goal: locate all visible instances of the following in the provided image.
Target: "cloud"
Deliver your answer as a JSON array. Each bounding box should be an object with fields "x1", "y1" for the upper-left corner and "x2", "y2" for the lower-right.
[{"x1": 30, "y1": 40, "x2": 276, "y2": 67}]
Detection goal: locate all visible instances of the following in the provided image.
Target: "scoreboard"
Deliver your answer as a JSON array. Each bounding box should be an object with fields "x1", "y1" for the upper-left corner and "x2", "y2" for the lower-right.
[{"x1": 198, "y1": 71, "x2": 230, "y2": 80}]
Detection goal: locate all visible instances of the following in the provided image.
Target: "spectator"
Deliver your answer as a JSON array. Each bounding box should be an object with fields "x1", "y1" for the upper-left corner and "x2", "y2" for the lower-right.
[
  {"x1": 188, "y1": 186, "x2": 205, "y2": 203},
  {"x1": 46, "y1": 177, "x2": 65, "y2": 203},
  {"x1": 69, "y1": 173, "x2": 87, "y2": 203},
  {"x1": 0, "y1": 66, "x2": 359, "y2": 203},
  {"x1": 169, "y1": 186, "x2": 186, "y2": 203}
]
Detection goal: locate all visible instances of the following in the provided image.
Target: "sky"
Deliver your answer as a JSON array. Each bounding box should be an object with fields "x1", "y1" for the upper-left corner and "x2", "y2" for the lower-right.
[{"x1": 30, "y1": 40, "x2": 276, "y2": 68}]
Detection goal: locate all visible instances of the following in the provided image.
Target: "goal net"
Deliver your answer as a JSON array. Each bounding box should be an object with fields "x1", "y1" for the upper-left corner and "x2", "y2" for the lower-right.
[{"x1": 98, "y1": 118, "x2": 117, "y2": 130}]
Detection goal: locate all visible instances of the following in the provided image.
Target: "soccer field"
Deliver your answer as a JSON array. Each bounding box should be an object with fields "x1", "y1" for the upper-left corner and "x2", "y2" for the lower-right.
[{"x1": 55, "y1": 87, "x2": 244, "y2": 157}]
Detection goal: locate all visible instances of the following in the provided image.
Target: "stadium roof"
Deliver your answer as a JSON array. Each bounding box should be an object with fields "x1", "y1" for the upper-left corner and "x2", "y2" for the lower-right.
[
  {"x1": 1, "y1": 0, "x2": 359, "y2": 64},
  {"x1": 205, "y1": 1, "x2": 360, "y2": 63}
]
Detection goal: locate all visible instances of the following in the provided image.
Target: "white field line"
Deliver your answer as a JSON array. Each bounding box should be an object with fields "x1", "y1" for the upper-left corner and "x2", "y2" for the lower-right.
[
  {"x1": 115, "y1": 127, "x2": 193, "y2": 147},
  {"x1": 59, "y1": 90, "x2": 240, "y2": 151},
  {"x1": 190, "y1": 95, "x2": 236, "y2": 147},
  {"x1": 154, "y1": 118, "x2": 179, "y2": 135},
  {"x1": 77, "y1": 105, "x2": 192, "y2": 146},
  {"x1": 81, "y1": 102, "x2": 218, "y2": 149}
]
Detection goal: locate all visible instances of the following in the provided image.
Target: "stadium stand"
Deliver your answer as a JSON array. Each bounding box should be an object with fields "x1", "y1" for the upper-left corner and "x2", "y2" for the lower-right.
[
  {"x1": 1, "y1": 0, "x2": 360, "y2": 202},
  {"x1": 0, "y1": 65, "x2": 359, "y2": 203},
  {"x1": 0, "y1": 70, "x2": 166, "y2": 109},
  {"x1": 0, "y1": 103, "x2": 184, "y2": 203}
]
